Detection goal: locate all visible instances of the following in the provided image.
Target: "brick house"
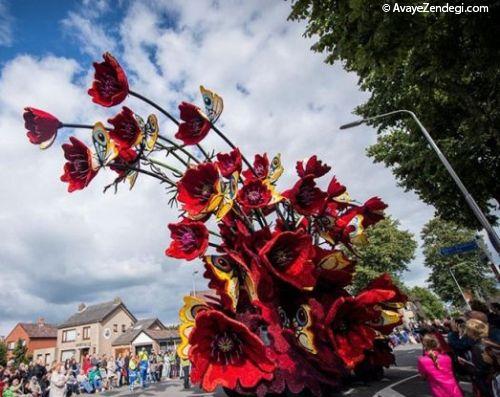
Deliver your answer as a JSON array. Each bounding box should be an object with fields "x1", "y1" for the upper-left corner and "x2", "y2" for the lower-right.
[
  {"x1": 4, "y1": 318, "x2": 57, "y2": 361},
  {"x1": 57, "y1": 297, "x2": 137, "y2": 362}
]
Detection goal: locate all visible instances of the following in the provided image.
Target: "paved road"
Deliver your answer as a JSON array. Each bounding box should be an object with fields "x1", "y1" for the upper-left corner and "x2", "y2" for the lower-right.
[{"x1": 100, "y1": 345, "x2": 472, "y2": 396}]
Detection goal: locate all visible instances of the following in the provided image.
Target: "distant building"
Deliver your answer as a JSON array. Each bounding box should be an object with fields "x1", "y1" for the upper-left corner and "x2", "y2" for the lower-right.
[
  {"x1": 56, "y1": 297, "x2": 136, "y2": 362},
  {"x1": 4, "y1": 318, "x2": 57, "y2": 363},
  {"x1": 112, "y1": 318, "x2": 180, "y2": 356}
]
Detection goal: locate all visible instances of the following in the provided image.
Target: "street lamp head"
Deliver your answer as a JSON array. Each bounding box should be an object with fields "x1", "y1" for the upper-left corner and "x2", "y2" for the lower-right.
[{"x1": 339, "y1": 119, "x2": 365, "y2": 130}]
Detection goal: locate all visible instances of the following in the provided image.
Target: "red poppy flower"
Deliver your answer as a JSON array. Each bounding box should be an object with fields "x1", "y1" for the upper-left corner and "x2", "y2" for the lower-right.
[
  {"x1": 216, "y1": 148, "x2": 242, "y2": 178},
  {"x1": 24, "y1": 107, "x2": 62, "y2": 149},
  {"x1": 364, "y1": 274, "x2": 407, "y2": 304},
  {"x1": 88, "y1": 52, "x2": 129, "y2": 107},
  {"x1": 177, "y1": 162, "x2": 219, "y2": 216},
  {"x1": 109, "y1": 146, "x2": 138, "y2": 176},
  {"x1": 237, "y1": 179, "x2": 272, "y2": 209},
  {"x1": 165, "y1": 218, "x2": 209, "y2": 261},
  {"x1": 327, "y1": 176, "x2": 347, "y2": 197},
  {"x1": 360, "y1": 197, "x2": 387, "y2": 227},
  {"x1": 259, "y1": 230, "x2": 317, "y2": 290},
  {"x1": 175, "y1": 102, "x2": 211, "y2": 145},
  {"x1": 325, "y1": 289, "x2": 396, "y2": 368},
  {"x1": 282, "y1": 175, "x2": 327, "y2": 216},
  {"x1": 60, "y1": 137, "x2": 98, "y2": 193},
  {"x1": 108, "y1": 107, "x2": 142, "y2": 149},
  {"x1": 242, "y1": 154, "x2": 269, "y2": 180},
  {"x1": 189, "y1": 310, "x2": 275, "y2": 392},
  {"x1": 296, "y1": 155, "x2": 331, "y2": 178}
]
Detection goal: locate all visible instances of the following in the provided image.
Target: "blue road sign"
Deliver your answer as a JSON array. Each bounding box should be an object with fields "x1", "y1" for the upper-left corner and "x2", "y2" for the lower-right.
[{"x1": 440, "y1": 240, "x2": 478, "y2": 256}]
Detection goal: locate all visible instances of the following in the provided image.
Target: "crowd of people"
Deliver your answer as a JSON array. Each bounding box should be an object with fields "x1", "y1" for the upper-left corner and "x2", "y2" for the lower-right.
[
  {"x1": 414, "y1": 301, "x2": 500, "y2": 397},
  {"x1": 0, "y1": 348, "x2": 192, "y2": 397}
]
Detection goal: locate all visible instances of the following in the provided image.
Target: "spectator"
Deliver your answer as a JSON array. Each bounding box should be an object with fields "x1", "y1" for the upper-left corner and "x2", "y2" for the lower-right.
[
  {"x1": 76, "y1": 370, "x2": 91, "y2": 394},
  {"x1": 180, "y1": 356, "x2": 190, "y2": 390},
  {"x1": 417, "y1": 334, "x2": 463, "y2": 397},
  {"x1": 49, "y1": 363, "x2": 67, "y2": 397},
  {"x1": 463, "y1": 319, "x2": 494, "y2": 397},
  {"x1": 81, "y1": 356, "x2": 90, "y2": 376}
]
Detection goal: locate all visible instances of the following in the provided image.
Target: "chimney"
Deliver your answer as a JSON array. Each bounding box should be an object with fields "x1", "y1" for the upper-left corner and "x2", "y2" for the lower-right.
[
  {"x1": 113, "y1": 297, "x2": 122, "y2": 305},
  {"x1": 37, "y1": 317, "x2": 45, "y2": 327},
  {"x1": 78, "y1": 303, "x2": 87, "y2": 312}
]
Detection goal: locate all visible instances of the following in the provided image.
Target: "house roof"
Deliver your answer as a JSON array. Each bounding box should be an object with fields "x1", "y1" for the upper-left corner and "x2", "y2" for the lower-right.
[
  {"x1": 58, "y1": 299, "x2": 136, "y2": 329},
  {"x1": 112, "y1": 318, "x2": 166, "y2": 346},
  {"x1": 19, "y1": 323, "x2": 57, "y2": 339},
  {"x1": 143, "y1": 328, "x2": 179, "y2": 341}
]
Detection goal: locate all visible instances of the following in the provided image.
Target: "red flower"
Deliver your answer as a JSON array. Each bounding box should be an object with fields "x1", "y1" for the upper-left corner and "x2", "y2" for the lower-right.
[
  {"x1": 88, "y1": 52, "x2": 129, "y2": 107},
  {"x1": 189, "y1": 310, "x2": 275, "y2": 392},
  {"x1": 175, "y1": 102, "x2": 211, "y2": 145},
  {"x1": 296, "y1": 155, "x2": 331, "y2": 178},
  {"x1": 24, "y1": 107, "x2": 61, "y2": 149},
  {"x1": 242, "y1": 154, "x2": 269, "y2": 180},
  {"x1": 259, "y1": 230, "x2": 317, "y2": 290},
  {"x1": 60, "y1": 137, "x2": 98, "y2": 192},
  {"x1": 165, "y1": 218, "x2": 209, "y2": 261},
  {"x1": 237, "y1": 179, "x2": 272, "y2": 209},
  {"x1": 109, "y1": 146, "x2": 138, "y2": 176},
  {"x1": 360, "y1": 197, "x2": 387, "y2": 227},
  {"x1": 108, "y1": 107, "x2": 142, "y2": 149},
  {"x1": 216, "y1": 148, "x2": 242, "y2": 178},
  {"x1": 177, "y1": 162, "x2": 219, "y2": 216},
  {"x1": 282, "y1": 175, "x2": 327, "y2": 216},
  {"x1": 325, "y1": 289, "x2": 395, "y2": 368},
  {"x1": 327, "y1": 176, "x2": 347, "y2": 197}
]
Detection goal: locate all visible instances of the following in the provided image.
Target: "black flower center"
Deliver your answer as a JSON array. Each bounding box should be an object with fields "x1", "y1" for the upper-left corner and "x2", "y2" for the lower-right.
[{"x1": 211, "y1": 331, "x2": 243, "y2": 365}]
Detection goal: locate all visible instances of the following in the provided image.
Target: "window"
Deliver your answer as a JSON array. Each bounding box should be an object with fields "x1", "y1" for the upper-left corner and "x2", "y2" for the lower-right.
[
  {"x1": 113, "y1": 324, "x2": 118, "y2": 333},
  {"x1": 7, "y1": 342, "x2": 15, "y2": 350},
  {"x1": 60, "y1": 350, "x2": 75, "y2": 361},
  {"x1": 83, "y1": 326, "x2": 90, "y2": 340},
  {"x1": 121, "y1": 324, "x2": 126, "y2": 333},
  {"x1": 62, "y1": 329, "x2": 76, "y2": 342}
]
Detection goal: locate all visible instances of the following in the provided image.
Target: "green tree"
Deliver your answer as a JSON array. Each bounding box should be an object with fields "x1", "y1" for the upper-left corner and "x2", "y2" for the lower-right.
[
  {"x1": 421, "y1": 217, "x2": 496, "y2": 306},
  {"x1": 289, "y1": 0, "x2": 500, "y2": 228},
  {"x1": 12, "y1": 339, "x2": 29, "y2": 367},
  {"x1": 0, "y1": 340, "x2": 7, "y2": 367},
  {"x1": 352, "y1": 217, "x2": 417, "y2": 292},
  {"x1": 410, "y1": 286, "x2": 447, "y2": 320}
]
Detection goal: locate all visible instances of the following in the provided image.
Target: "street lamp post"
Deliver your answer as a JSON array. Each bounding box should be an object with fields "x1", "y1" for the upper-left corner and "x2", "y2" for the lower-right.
[{"x1": 340, "y1": 109, "x2": 500, "y2": 254}]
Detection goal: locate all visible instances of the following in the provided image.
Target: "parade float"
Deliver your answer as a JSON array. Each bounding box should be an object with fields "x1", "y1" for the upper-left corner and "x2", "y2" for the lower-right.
[{"x1": 24, "y1": 52, "x2": 406, "y2": 396}]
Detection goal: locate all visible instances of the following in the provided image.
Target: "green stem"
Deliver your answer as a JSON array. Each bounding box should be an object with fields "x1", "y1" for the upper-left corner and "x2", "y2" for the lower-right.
[{"x1": 147, "y1": 157, "x2": 183, "y2": 176}]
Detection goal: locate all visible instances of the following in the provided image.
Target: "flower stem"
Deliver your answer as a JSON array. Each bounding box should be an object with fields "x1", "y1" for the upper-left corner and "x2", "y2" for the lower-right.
[
  {"x1": 147, "y1": 157, "x2": 183, "y2": 176},
  {"x1": 111, "y1": 164, "x2": 176, "y2": 187},
  {"x1": 61, "y1": 123, "x2": 94, "y2": 129},
  {"x1": 129, "y1": 90, "x2": 211, "y2": 162},
  {"x1": 157, "y1": 136, "x2": 200, "y2": 164},
  {"x1": 208, "y1": 230, "x2": 222, "y2": 238}
]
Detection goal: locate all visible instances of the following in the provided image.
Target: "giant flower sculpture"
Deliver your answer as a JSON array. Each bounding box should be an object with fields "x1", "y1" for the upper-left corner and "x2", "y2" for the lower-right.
[{"x1": 24, "y1": 52, "x2": 407, "y2": 396}]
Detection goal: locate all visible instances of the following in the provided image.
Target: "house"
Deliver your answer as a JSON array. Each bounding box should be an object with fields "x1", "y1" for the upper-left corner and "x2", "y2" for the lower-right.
[
  {"x1": 57, "y1": 297, "x2": 136, "y2": 362},
  {"x1": 112, "y1": 318, "x2": 180, "y2": 356},
  {"x1": 4, "y1": 318, "x2": 57, "y2": 362}
]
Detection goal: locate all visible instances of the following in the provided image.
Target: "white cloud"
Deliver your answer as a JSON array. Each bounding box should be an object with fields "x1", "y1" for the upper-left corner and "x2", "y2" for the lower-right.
[
  {"x1": 0, "y1": 0, "x2": 435, "y2": 334},
  {"x1": 0, "y1": 0, "x2": 13, "y2": 46}
]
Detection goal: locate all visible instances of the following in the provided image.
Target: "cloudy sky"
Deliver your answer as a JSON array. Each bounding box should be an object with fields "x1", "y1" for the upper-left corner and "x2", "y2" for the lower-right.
[{"x1": 0, "y1": 0, "x2": 439, "y2": 335}]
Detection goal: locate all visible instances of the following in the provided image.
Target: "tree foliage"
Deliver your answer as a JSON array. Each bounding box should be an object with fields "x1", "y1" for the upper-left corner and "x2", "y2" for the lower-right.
[
  {"x1": 289, "y1": 0, "x2": 500, "y2": 228},
  {"x1": 410, "y1": 286, "x2": 447, "y2": 320},
  {"x1": 0, "y1": 340, "x2": 7, "y2": 367},
  {"x1": 421, "y1": 217, "x2": 496, "y2": 306},
  {"x1": 352, "y1": 217, "x2": 417, "y2": 292},
  {"x1": 12, "y1": 339, "x2": 29, "y2": 367}
]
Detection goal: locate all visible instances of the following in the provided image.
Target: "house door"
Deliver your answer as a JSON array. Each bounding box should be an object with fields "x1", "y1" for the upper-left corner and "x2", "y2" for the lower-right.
[{"x1": 80, "y1": 348, "x2": 89, "y2": 362}]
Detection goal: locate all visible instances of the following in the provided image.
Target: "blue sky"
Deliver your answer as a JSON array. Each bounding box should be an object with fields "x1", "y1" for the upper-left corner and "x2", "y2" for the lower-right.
[{"x1": 0, "y1": 0, "x2": 442, "y2": 335}]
